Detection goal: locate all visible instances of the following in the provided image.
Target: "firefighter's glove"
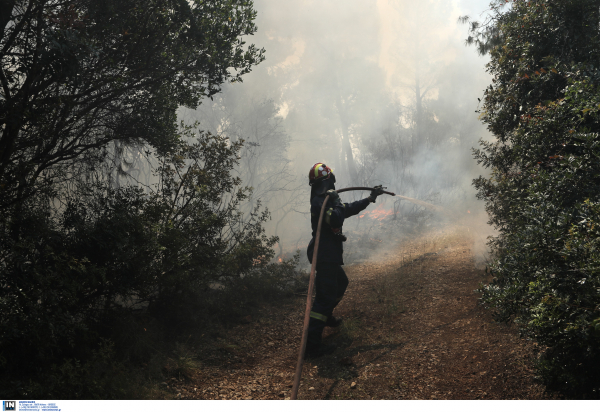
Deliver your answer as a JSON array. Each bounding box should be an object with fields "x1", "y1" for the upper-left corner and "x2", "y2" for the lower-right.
[
  {"x1": 326, "y1": 190, "x2": 341, "y2": 204},
  {"x1": 332, "y1": 227, "x2": 347, "y2": 242},
  {"x1": 368, "y1": 185, "x2": 385, "y2": 203}
]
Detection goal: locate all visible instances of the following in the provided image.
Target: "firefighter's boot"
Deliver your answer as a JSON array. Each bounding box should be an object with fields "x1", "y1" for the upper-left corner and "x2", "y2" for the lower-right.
[
  {"x1": 305, "y1": 315, "x2": 336, "y2": 359},
  {"x1": 325, "y1": 315, "x2": 343, "y2": 328}
]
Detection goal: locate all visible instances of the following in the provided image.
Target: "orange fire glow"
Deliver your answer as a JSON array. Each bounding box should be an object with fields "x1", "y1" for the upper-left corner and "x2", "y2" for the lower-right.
[{"x1": 358, "y1": 204, "x2": 394, "y2": 221}]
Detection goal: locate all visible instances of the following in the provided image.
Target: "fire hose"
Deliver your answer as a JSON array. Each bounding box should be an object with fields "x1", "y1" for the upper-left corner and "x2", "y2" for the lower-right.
[{"x1": 290, "y1": 186, "x2": 396, "y2": 400}]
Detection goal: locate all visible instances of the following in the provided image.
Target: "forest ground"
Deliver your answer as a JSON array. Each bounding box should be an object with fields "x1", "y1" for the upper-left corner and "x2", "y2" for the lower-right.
[{"x1": 157, "y1": 226, "x2": 561, "y2": 400}]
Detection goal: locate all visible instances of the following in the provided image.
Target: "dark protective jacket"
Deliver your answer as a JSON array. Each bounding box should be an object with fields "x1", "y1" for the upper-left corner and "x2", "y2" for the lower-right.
[{"x1": 306, "y1": 194, "x2": 371, "y2": 265}]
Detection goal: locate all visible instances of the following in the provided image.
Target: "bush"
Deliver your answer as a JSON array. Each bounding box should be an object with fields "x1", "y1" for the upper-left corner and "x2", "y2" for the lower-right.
[
  {"x1": 467, "y1": 0, "x2": 600, "y2": 397},
  {"x1": 0, "y1": 132, "x2": 283, "y2": 398},
  {"x1": 0, "y1": 0, "x2": 271, "y2": 398}
]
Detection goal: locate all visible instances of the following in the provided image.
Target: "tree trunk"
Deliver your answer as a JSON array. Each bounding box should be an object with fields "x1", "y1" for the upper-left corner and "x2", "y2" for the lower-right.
[{"x1": 334, "y1": 93, "x2": 358, "y2": 183}]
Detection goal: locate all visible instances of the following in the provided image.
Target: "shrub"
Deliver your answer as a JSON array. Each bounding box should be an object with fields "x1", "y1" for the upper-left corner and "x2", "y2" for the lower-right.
[
  {"x1": 466, "y1": 0, "x2": 600, "y2": 397},
  {"x1": 0, "y1": 132, "x2": 280, "y2": 398}
]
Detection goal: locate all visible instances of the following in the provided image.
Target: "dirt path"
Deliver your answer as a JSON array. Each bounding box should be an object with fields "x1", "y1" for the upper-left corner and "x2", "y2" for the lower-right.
[{"x1": 162, "y1": 227, "x2": 559, "y2": 400}]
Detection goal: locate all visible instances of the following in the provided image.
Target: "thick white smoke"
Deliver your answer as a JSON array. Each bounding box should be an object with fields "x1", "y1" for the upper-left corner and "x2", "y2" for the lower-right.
[{"x1": 179, "y1": 0, "x2": 497, "y2": 266}]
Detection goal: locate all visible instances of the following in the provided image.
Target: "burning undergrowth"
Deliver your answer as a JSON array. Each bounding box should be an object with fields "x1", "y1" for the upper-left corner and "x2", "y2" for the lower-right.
[
  {"x1": 342, "y1": 199, "x2": 443, "y2": 264},
  {"x1": 339, "y1": 192, "x2": 493, "y2": 266}
]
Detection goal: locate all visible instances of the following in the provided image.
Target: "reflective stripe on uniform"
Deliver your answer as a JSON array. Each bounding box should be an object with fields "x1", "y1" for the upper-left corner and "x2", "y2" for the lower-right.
[
  {"x1": 313, "y1": 163, "x2": 323, "y2": 178},
  {"x1": 310, "y1": 311, "x2": 328, "y2": 322},
  {"x1": 324, "y1": 208, "x2": 333, "y2": 225}
]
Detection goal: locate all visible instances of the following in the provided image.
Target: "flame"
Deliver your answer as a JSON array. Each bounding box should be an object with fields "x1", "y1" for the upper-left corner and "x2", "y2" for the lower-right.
[
  {"x1": 278, "y1": 257, "x2": 283, "y2": 263},
  {"x1": 358, "y1": 204, "x2": 394, "y2": 221},
  {"x1": 467, "y1": 210, "x2": 471, "y2": 214}
]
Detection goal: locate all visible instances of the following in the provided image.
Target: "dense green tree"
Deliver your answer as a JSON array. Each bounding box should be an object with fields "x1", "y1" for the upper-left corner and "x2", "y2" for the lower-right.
[
  {"x1": 467, "y1": 0, "x2": 600, "y2": 396},
  {"x1": 0, "y1": 0, "x2": 286, "y2": 398},
  {"x1": 0, "y1": 130, "x2": 281, "y2": 398},
  {"x1": 0, "y1": 0, "x2": 264, "y2": 211}
]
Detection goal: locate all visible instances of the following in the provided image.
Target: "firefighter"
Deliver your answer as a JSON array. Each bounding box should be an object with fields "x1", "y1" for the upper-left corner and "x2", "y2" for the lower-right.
[{"x1": 305, "y1": 163, "x2": 384, "y2": 358}]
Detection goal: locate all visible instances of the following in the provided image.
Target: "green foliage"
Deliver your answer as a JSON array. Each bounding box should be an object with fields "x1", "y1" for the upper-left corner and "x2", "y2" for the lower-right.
[
  {"x1": 0, "y1": 128, "x2": 296, "y2": 398},
  {"x1": 0, "y1": 0, "x2": 265, "y2": 210},
  {"x1": 152, "y1": 250, "x2": 306, "y2": 333},
  {"x1": 0, "y1": 0, "x2": 288, "y2": 399},
  {"x1": 470, "y1": 0, "x2": 600, "y2": 397}
]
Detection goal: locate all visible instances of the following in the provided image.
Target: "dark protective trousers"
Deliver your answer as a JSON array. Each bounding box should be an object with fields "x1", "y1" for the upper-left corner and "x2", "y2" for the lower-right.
[{"x1": 307, "y1": 262, "x2": 349, "y2": 347}]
